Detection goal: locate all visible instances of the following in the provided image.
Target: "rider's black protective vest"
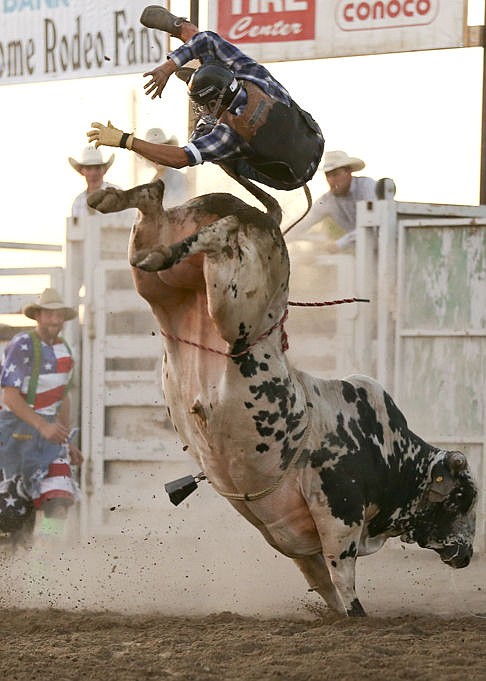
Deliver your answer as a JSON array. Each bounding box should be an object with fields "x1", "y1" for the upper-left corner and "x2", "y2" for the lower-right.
[{"x1": 220, "y1": 81, "x2": 324, "y2": 190}]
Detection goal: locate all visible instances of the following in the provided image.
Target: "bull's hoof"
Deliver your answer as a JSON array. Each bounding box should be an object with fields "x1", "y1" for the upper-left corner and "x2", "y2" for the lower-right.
[
  {"x1": 87, "y1": 187, "x2": 129, "y2": 213},
  {"x1": 347, "y1": 598, "x2": 367, "y2": 617},
  {"x1": 130, "y1": 245, "x2": 172, "y2": 271}
]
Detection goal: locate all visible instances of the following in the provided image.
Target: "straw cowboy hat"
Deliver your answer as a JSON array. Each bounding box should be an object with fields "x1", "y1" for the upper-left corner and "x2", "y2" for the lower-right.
[
  {"x1": 323, "y1": 150, "x2": 365, "y2": 173},
  {"x1": 68, "y1": 147, "x2": 115, "y2": 173},
  {"x1": 23, "y1": 288, "x2": 77, "y2": 321},
  {"x1": 145, "y1": 127, "x2": 178, "y2": 145}
]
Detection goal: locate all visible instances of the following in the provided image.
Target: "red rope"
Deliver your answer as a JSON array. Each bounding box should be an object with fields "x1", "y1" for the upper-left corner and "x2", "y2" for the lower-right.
[
  {"x1": 160, "y1": 309, "x2": 289, "y2": 358},
  {"x1": 288, "y1": 297, "x2": 370, "y2": 307},
  {"x1": 159, "y1": 298, "x2": 368, "y2": 357}
]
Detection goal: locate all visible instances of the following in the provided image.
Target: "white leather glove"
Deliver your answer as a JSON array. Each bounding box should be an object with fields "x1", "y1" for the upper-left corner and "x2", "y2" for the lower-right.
[{"x1": 87, "y1": 120, "x2": 134, "y2": 150}]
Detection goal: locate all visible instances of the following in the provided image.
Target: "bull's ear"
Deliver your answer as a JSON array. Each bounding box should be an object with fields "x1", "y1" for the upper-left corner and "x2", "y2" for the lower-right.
[
  {"x1": 428, "y1": 462, "x2": 456, "y2": 503},
  {"x1": 445, "y1": 450, "x2": 468, "y2": 473}
]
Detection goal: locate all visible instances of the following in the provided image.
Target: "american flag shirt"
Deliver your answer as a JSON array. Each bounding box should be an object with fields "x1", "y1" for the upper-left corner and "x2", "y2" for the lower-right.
[{"x1": 1, "y1": 332, "x2": 73, "y2": 416}]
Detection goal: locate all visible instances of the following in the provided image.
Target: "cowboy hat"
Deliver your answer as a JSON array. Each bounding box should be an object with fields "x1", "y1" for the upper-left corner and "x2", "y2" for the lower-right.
[
  {"x1": 68, "y1": 147, "x2": 115, "y2": 173},
  {"x1": 145, "y1": 127, "x2": 178, "y2": 145},
  {"x1": 323, "y1": 150, "x2": 365, "y2": 173},
  {"x1": 23, "y1": 288, "x2": 77, "y2": 321}
]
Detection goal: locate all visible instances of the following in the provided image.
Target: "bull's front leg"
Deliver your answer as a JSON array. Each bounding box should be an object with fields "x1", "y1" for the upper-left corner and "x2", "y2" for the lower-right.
[
  {"x1": 292, "y1": 554, "x2": 347, "y2": 615},
  {"x1": 87, "y1": 180, "x2": 165, "y2": 216},
  {"x1": 130, "y1": 213, "x2": 283, "y2": 348},
  {"x1": 306, "y1": 497, "x2": 367, "y2": 616},
  {"x1": 87, "y1": 180, "x2": 177, "y2": 311},
  {"x1": 130, "y1": 215, "x2": 240, "y2": 271}
]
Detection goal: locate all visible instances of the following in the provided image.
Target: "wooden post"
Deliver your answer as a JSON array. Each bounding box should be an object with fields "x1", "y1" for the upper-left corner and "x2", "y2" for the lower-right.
[
  {"x1": 190, "y1": 0, "x2": 199, "y2": 25},
  {"x1": 480, "y1": 5, "x2": 486, "y2": 204},
  {"x1": 186, "y1": 0, "x2": 200, "y2": 196}
]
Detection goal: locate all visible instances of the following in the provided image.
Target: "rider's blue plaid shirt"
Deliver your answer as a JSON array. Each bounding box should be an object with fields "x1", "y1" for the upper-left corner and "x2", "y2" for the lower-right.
[{"x1": 168, "y1": 31, "x2": 292, "y2": 166}]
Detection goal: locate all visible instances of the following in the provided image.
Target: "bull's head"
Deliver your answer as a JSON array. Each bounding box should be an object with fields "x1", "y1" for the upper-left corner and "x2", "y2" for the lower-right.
[{"x1": 401, "y1": 451, "x2": 477, "y2": 568}]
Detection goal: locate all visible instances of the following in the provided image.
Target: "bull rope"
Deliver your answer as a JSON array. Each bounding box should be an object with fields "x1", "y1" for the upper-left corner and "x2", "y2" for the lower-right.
[
  {"x1": 289, "y1": 297, "x2": 369, "y2": 307},
  {"x1": 209, "y1": 373, "x2": 313, "y2": 502},
  {"x1": 158, "y1": 297, "x2": 369, "y2": 358},
  {"x1": 159, "y1": 308, "x2": 289, "y2": 358}
]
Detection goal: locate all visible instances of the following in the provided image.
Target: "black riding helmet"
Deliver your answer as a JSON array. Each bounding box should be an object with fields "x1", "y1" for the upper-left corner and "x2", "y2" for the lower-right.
[{"x1": 188, "y1": 62, "x2": 240, "y2": 115}]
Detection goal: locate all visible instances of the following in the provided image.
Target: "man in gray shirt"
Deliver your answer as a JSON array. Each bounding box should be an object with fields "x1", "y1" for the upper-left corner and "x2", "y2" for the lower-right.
[{"x1": 287, "y1": 150, "x2": 376, "y2": 251}]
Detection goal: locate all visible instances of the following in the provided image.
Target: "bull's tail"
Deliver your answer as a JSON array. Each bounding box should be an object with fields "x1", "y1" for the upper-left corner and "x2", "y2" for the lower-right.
[
  {"x1": 220, "y1": 165, "x2": 283, "y2": 227},
  {"x1": 282, "y1": 184, "x2": 312, "y2": 236}
]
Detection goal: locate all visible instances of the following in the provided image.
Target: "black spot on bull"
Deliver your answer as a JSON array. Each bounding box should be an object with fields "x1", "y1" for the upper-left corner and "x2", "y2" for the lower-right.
[
  {"x1": 339, "y1": 542, "x2": 358, "y2": 560},
  {"x1": 247, "y1": 376, "x2": 306, "y2": 467},
  {"x1": 342, "y1": 381, "x2": 357, "y2": 403},
  {"x1": 231, "y1": 324, "x2": 258, "y2": 377}
]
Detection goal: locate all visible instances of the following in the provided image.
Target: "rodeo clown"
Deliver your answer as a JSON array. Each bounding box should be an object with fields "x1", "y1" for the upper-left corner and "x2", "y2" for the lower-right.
[
  {"x1": 0, "y1": 288, "x2": 83, "y2": 544},
  {"x1": 87, "y1": 5, "x2": 324, "y2": 192}
]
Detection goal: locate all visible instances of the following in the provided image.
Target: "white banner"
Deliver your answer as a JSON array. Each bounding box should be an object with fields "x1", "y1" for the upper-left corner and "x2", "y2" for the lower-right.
[
  {"x1": 208, "y1": 0, "x2": 468, "y2": 63},
  {"x1": 0, "y1": 0, "x2": 168, "y2": 85},
  {"x1": 1, "y1": 1, "x2": 468, "y2": 85}
]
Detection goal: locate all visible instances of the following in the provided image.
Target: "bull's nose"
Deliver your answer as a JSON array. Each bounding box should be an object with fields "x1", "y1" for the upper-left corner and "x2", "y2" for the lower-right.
[
  {"x1": 439, "y1": 544, "x2": 472, "y2": 569},
  {"x1": 450, "y1": 555, "x2": 470, "y2": 568}
]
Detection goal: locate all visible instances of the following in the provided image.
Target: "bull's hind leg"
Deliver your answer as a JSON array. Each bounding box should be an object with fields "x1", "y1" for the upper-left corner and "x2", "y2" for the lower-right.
[
  {"x1": 293, "y1": 554, "x2": 347, "y2": 615},
  {"x1": 87, "y1": 180, "x2": 165, "y2": 216}
]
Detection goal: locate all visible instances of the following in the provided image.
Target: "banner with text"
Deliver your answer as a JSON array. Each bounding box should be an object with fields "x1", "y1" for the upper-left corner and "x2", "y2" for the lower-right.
[
  {"x1": 0, "y1": 0, "x2": 168, "y2": 86},
  {"x1": 208, "y1": 0, "x2": 468, "y2": 63}
]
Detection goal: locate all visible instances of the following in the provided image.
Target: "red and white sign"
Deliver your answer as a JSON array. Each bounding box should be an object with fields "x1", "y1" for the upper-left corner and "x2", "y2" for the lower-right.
[
  {"x1": 208, "y1": 0, "x2": 467, "y2": 63},
  {"x1": 217, "y1": 0, "x2": 316, "y2": 44}
]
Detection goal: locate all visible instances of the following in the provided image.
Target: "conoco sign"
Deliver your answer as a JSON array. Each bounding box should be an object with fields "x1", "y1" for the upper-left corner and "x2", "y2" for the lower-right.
[
  {"x1": 207, "y1": 0, "x2": 467, "y2": 62},
  {"x1": 336, "y1": 0, "x2": 438, "y2": 31}
]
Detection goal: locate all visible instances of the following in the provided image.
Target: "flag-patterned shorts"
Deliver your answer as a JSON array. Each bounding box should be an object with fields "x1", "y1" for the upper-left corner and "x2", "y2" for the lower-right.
[{"x1": 33, "y1": 454, "x2": 79, "y2": 510}]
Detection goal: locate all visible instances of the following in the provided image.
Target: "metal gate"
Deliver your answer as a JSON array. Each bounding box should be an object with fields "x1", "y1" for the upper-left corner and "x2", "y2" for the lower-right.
[
  {"x1": 65, "y1": 214, "x2": 194, "y2": 536},
  {"x1": 395, "y1": 217, "x2": 486, "y2": 547},
  {"x1": 355, "y1": 202, "x2": 486, "y2": 548}
]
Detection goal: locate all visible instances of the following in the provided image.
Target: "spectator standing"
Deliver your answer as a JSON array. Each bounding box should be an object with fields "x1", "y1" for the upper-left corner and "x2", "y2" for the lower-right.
[
  {"x1": 0, "y1": 288, "x2": 83, "y2": 543},
  {"x1": 142, "y1": 127, "x2": 189, "y2": 208},
  {"x1": 68, "y1": 147, "x2": 117, "y2": 218},
  {"x1": 287, "y1": 150, "x2": 377, "y2": 251}
]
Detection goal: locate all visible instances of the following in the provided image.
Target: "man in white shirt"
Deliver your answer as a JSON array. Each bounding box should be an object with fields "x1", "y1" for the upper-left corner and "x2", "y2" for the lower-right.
[
  {"x1": 68, "y1": 147, "x2": 118, "y2": 219},
  {"x1": 141, "y1": 128, "x2": 189, "y2": 208},
  {"x1": 287, "y1": 150, "x2": 377, "y2": 251}
]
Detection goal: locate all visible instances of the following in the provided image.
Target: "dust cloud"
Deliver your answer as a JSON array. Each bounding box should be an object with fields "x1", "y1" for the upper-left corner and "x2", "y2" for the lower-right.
[{"x1": 0, "y1": 506, "x2": 484, "y2": 620}]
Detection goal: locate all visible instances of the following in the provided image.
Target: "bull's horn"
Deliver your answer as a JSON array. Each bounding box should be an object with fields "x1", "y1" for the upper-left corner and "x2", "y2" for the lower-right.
[{"x1": 446, "y1": 451, "x2": 467, "y2": 472}]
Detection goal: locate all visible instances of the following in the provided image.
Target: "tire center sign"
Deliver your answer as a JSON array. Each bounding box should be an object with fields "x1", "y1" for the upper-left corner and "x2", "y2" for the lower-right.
[{"x1": 208, "y1": 0, "x2": 468, "y2": 63}]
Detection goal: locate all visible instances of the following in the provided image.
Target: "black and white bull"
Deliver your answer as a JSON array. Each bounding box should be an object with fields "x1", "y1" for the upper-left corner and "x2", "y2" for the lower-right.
[{"x1": 88, "y1": 179, "x2": 477, "y2": 616}]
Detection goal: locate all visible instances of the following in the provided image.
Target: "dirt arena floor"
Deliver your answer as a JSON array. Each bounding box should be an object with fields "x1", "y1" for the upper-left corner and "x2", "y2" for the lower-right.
[{"x1": 0, "y1": 534, "x2": 484, "y2": 681}]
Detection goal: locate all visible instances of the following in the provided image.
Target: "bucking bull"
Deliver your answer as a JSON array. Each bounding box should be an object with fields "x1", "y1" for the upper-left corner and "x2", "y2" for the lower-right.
[{"x1": 88, "y1": 178, "x2": 477, "y2": 616}]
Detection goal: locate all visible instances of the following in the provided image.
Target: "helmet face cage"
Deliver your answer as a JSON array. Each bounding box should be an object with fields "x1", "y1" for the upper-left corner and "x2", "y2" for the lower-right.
[{"x1": 188, "y1": 64, "x2": 238, "y2": 117}]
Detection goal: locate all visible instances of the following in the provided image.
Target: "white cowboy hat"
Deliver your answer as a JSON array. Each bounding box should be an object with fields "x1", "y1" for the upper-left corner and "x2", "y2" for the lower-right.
[
  {"x1": 68, "y1": 147, "x2": 115, "y2": 174},
  {"x1": 23, "y1": 288, "x2": 77, "y2": 321},
  {"x1": 323, "y1": 150, "x2": 365, "y2": 173},
  {"x1": 145, "y1": 127, "x2": 178, "y2": 145}
]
